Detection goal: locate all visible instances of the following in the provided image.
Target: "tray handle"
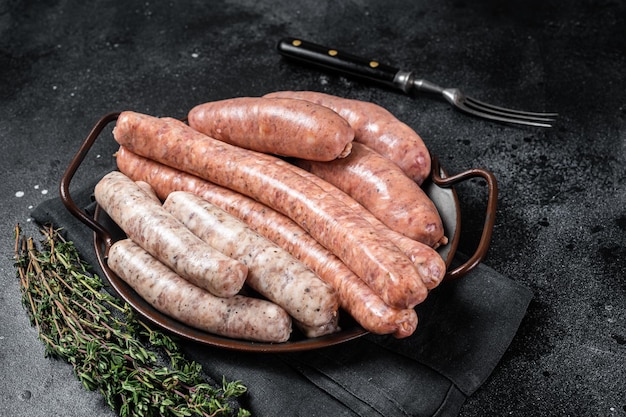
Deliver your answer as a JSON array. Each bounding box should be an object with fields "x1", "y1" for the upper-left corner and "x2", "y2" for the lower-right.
[
  {"x1": 59, "y1": 112, "x2": 120, "y2": 256},
  {"x1": 431, "y1": 156, "x2": 498, "y2": 280}
]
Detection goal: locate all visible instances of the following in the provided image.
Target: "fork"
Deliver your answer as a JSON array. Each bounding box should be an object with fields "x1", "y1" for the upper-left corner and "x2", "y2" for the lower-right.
[{"x1": 277, "y1": 37, "x2": 558, "y2": 128}]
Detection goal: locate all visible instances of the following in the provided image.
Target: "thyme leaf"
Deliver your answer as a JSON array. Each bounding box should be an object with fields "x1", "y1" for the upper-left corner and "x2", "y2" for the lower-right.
[{"x1": 14, "y1": 224, "x2": 251, "y2": 417}]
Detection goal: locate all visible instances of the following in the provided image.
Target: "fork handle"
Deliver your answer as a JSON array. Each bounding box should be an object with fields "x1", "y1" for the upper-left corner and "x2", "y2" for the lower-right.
[{"x1": 277, "y1": 37, "x2": 414, "y2": 93}]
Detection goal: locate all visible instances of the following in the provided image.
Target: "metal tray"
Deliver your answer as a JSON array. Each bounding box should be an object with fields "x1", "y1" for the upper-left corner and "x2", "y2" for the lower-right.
[{"x1": 60, "y1": 111, "x2": 498, "y2": 352}]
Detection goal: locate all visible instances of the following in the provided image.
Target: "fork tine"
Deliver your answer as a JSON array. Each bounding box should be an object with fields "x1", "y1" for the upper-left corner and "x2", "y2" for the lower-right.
[
  {"x1": 464, "y1": 96, "x2": 558, "y2": 128},
  {"x1": 456, "y1": 100, "x2": 557, "y2": 128},
  {"x1": 441, "y1": 87, "x2": 558, "y2": 127},
  {"x1": 464, "y1": 96, "x2": 559, "y2": 119}
]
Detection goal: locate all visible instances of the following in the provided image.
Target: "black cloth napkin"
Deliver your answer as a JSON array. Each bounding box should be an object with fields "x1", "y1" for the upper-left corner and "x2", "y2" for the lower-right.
[{"x1": 32, "y1": 179, "x2": 532, "y2": 417}]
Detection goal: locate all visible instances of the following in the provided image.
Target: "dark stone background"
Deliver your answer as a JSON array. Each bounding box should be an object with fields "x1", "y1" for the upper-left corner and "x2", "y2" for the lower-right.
[{"x1": 1, "y1": 0, "x2": 624, "y2": 416}]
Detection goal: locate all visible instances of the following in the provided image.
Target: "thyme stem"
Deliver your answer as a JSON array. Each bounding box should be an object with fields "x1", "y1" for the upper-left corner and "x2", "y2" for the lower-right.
[{"x1": 14, "y1": 224, "x2": 250, "y2": 417}]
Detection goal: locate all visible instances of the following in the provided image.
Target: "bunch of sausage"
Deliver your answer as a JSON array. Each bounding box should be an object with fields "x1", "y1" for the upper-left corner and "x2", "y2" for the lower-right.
[{"x1": 95, "y1": 91, "x2": 448, "y2": 344}]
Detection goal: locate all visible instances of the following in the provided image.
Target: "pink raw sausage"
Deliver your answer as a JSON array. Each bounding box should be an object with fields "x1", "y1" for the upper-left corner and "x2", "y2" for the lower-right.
[
  {"x1": 116, "y1": 146, "x2": 420, "y2": 337},
  {"x1": 113, "y1": 111, "x2": 426, "y2": 309},
  {"x1": 294, "y1": 141, "x2": 445, "y2": 247},
  {"x1": 264, "y1": 90, "x2": 431, "y2": 184},
  {"x1": 188, "y1": 97, "x2": 354, "y2": 161}
]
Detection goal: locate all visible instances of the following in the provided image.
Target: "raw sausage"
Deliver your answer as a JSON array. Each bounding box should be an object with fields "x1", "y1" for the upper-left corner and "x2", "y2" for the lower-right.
[
  {"x1": 94, "y1": 171, "x2": 248, "y2": 298},
  {"x1": 135, "y1": 180, "x2": 160, "y2": 202},
  {"x1": 293, "y1": 141, "x2": 444, "y2": 246},
  {"x1": 116, "y1": 147, "x2": 420, "y2": 337},
  {"x1": 119, "y1": 145, "x2": 445, "y2": 291},
  {"x1": 264, "y1": 90, "x2": 430, "y2": 184},
  {"x1": 108, "y1": 239, "x2": 292, "y2": 343},
  {"x1": 283, "y1": 162, "x2": 447, "y2": 289},
  {"x1": 187, "y1": 97, "x2": 354, "y2": 161},
  {"x1": 162, "y1": 191, "x2": 339, "y2": 328},
  {"x1": 113, "y1": 111, "x2": 427, "y2": 309},
  {"x1": 295, "y1": 315, "x2": 341, "y2": 338},
  {"x1": 116, "y1": 146, "x2": 419, "y2": 337}
]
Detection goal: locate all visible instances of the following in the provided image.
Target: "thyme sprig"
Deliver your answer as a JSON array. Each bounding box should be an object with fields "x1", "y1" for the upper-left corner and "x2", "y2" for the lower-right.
[{"x1": 14, "y1": 224, "x2": 250, "y2": 417}]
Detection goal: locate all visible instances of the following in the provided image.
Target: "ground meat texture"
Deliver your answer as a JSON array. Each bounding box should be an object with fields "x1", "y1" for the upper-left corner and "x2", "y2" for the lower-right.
[
  {"x1": 162, "y1": 191, "x2": 339, "y2": 328},
  {"x1": 108, "y1": 239, "x2": 292, "y2": 343},
  {"x1": 294, "y1": 142, "x2": 445, "y2": 247},
  {"x1": 115, "y1": 147, "x2": 420, "y2": 337},
  {"x1": 135, "y1": 180, "x2": 160, "y2": 202},
  {"x1": 264, "y1": 90, "x2": 431, "y2": 184},
  {"x1": 295, "y1": 314, "x2": 341, "y2": 338},
  {"x1": 280, "y1": 153, "x2": 447, "y2": 290},
  {"x1": 187, "y1": 97, "x2": 354, "y2": 161},
  {"x1": 113, "y1": 111, "x2": 426, "y2": 310},
  {"x1": 94, "y1": 171, "x2": 248, "y2": 298}
]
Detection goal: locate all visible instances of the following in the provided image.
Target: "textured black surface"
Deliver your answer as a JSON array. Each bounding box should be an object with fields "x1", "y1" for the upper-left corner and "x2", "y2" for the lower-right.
[{"x1": 1, "y1": 0, "x2": 624, "y2": 416}]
